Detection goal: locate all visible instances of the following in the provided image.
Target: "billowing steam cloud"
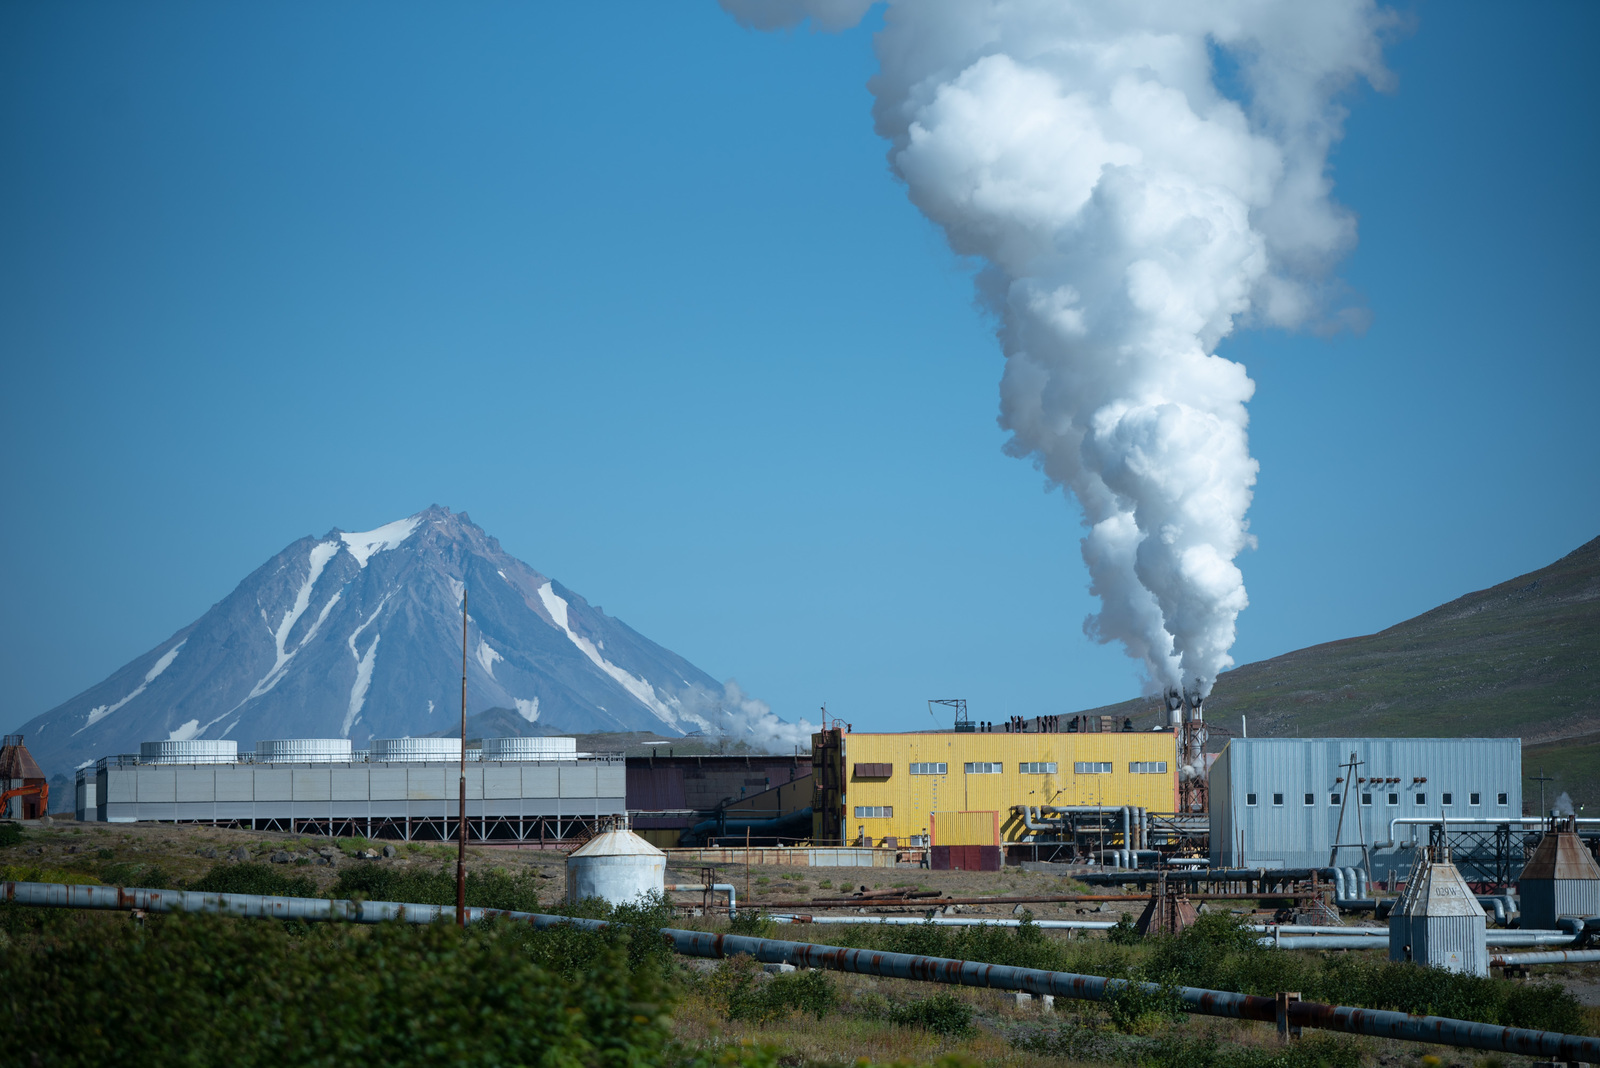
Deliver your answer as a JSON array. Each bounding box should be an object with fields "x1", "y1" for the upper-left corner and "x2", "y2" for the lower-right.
[
  {"x1": 723, "y1": 1, "x2": 1391, "y2": 698},
  {"x1": 677, "y1": 680, "x2": 817, "y2": 753}
]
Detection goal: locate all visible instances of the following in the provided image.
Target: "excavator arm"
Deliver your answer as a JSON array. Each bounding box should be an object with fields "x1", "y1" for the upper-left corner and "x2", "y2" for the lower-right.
[{"x1": 0, "y1": 781, "x2": 48, "y2": 820}]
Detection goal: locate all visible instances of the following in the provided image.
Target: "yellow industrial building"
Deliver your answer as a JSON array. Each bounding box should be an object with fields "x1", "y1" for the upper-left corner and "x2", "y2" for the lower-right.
[{"x1": 811, "y1": 727, "x2": 1177, "y2": 849}]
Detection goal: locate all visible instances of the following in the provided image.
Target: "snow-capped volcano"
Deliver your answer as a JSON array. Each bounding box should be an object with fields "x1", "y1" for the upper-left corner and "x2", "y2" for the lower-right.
[{"x1": 18, "y1": 506, "x2": 728, "y2": 776}]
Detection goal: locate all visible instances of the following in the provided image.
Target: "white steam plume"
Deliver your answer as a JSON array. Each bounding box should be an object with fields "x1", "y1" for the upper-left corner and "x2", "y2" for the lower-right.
[
  {"x1": 676, "y1": 680, "x2": 817, "y2": 753},
  {"x1": 722, "y1": 0, "x2": 1391, "y2": 698}
]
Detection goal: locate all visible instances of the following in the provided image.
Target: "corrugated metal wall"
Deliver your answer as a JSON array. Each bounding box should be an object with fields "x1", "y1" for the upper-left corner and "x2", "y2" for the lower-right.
[
  {"x1": 930, "y1": 810, "x2": 999, "y2": 846},
  {"x1": 1208, "y1": 738, "x2": 1522, "y2": 871},
  {"x1": 838, "y1": 732, "x2": 1178, "y2": 845},
  {"x1": 95, "y1": 760, "x2": 624, "y2": 824}
]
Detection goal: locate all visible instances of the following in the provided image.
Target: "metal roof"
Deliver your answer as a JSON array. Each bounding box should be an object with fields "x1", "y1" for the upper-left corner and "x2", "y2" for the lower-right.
[
  {"x1": 0, "y1": 737, "x2": 45, "y2": 781},
  {"x1": 1392, "y1": 852, "x2": 1486, "y2": 919},
  {"x1": 567, "y1": 829, "x2": 666, "y2": 859},
  {"x1": 1520, "y1": 822, "x2": 1600, "y2": 881}
]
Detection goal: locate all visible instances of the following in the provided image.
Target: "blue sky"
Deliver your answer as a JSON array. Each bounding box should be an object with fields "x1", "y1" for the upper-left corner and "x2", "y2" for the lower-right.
[{"x1": 2, "y1": 2, "x2": 1596, "y2": 735}]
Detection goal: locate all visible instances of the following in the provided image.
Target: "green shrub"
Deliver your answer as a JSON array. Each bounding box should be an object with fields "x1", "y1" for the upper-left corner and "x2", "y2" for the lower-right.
[
  {"x1": 1107, "y1": 975, "x2": 1186, "y2": 1034},
  {"x1": 185, "y1": 862, "x2": 317, "y2": 898},
  {"x1": 709, "y1": 958, "x2": 839, "y2": 1025},
  {"x1": 887, "y1": 991, "x2": 974, "y2": 1037},
  {"x1": 329, "y1": 864, "x2": 541, "y2": 912},
  {"x1": 97, "y1": 863, "x2": 172, "y2": 890},
  {"x1": 2, "y1": 911, "x2": 682, "y2": 1066},
  {"x1": 0, "y1": 822, "x2": 23, "y2": 848},
  {"x1": 1106, "y1": 914, "x2": 1142, "y2": 945},
  {"x1": 727, "y1": 909, "x2": 777, "y2": 939},
  {"x1": 764, "y1": 968, "x2": 838, "y2": 1020}
]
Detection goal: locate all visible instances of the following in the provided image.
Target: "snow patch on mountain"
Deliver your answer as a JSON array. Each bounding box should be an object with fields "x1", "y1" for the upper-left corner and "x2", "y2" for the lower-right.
[
  {"x1": 168, "y1": 718, "x2": 201, "y2": 742},
  {"x1": 341, "y1": 517, "x2": 421, "y2": 567},
  {"x1": 77, "y1": 639, "x2": 187, "y2": 734},
  {"x1": 342, "y1": 596, "x2": 390, "y2": 737},
  {"x1": 249, "y1": 541, "x2": 338, "y2": 700},
  {"x1": 515, "y1": 697, "x2": 539, "y2": 722},
  {"x1": 536, "y1": 581, "x2": 701, "y2": 731},
  {"x1": 476, "y1": 639, "x2": 503, "y2": 678}
]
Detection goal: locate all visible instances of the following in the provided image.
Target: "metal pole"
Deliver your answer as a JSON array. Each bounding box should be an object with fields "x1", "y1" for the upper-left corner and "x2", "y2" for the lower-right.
[{"x1": 457, "y1": 586, "x2": 467, "y2": 927}]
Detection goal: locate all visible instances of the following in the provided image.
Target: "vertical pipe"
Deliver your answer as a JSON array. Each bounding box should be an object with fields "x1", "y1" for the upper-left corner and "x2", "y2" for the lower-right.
[{"x1": 457, "y1": 586, "x2": 468, "y2": 927}]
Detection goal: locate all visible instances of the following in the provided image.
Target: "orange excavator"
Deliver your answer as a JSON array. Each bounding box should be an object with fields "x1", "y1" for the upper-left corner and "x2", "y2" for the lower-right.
[
  {"x1": 0, "y1": 734, "x2": 51, "y2": 820},
  {"x1": 0, "y1": 781, "x2": 49, "y2": 820}
]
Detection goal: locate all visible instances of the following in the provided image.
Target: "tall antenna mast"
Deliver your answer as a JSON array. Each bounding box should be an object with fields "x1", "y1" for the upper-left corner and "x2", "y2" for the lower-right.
[{"x1": 457, "y1": 586, "x2": 468, "y2": 927}]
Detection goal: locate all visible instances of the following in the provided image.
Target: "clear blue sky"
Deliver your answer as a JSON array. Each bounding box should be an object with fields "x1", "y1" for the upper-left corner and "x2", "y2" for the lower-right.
[{"x1": 2, "y1": 2, "x2": 1596, "y2": 734}]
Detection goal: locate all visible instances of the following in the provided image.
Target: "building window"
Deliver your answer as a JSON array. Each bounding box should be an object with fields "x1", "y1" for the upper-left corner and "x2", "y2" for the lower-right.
[
  {"x1": 1304, "y1": 793, "x2": 1315, "y2": 806},
  {"x1": 1361, "y1": 793, "x2": 1372, "y2": 806},
  {"x1": 1470, "y1": 792, "x2": 1481, "y2": 806},
  {"x1": 1387, "y1": 793, "x2": 1399, "y2": 806},
  {"x1": 909, "y1": 763, "x2": 947, "y2": 776},
  {"x1": 1272, "y1": 793, "x2": 1284, "y2": 806},
  {"x1": 1019, "y1": 762, "x2": 1059, "y2": 775},
  {"x1": 1128, "y1": 761, "x2": 1169, "y2": 774},
  {"x1": 1330, "y1": 792, "x2": 1341, "y2": 805},
  {"x1": 1415, "y1": 793, "x2": 1426, "y2": 806},
  {"x1": 1497, "y1": 792, "x2": 1508, "y2": 806},
  {"x1": 1073, "y1": 761, "x2": 1113, "y2": 774},
  {"x1": 1246, "y1": 793, "x2": 1257, "y2": 806},
  {"x1": 1442, "y1": 792, "x2": 1452, "y2": 806},
  {"x1": 963, "y1": 762, "x2": 1003, "y2": 775},
  {"x1": 853, "y1": 806, "x2": 893, "y2": 819}
]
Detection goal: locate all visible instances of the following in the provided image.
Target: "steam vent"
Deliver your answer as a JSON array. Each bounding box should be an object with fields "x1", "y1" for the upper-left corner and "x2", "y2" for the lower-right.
[{"x1": 1519, "y1": 816, "x2": 1600, "y2": 931}]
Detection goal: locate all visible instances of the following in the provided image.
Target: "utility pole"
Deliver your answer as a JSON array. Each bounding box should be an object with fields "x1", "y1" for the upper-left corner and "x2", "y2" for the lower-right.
[
  {"x1": 1533, "y1": 766, "x2": 1554, "y2": 819},
  {"x1": 457, "y1": 586, "x2": 468, "y2": 927}
]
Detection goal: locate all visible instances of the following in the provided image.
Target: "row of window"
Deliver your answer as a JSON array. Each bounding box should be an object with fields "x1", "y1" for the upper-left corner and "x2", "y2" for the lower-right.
[
  {"x1": 854, "y1": 806, "x2": 894, "y2": 818},
  {"x1": 899, "y1": 760, "x2": 1167, "y2": 776},
  {"x1": 1245, "y1": 791, "x2": 1508, "y2": 808}
]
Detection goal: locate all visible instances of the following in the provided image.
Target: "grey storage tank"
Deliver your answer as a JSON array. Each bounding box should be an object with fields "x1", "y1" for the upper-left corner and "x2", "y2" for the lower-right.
[
  {"x1": 565, "y1": 827, "x2": 666, "y2": 906},
  {"x1": 1519, "y1": 816, "x2": 1600, "y2": 931},
  {"x1": 1389, "y1": 844, "x2": 1488, "y2": 976}
]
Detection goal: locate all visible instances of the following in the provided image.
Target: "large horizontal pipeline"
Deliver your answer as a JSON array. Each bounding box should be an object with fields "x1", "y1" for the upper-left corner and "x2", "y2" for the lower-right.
[
  {"x1": 773, "y1": 915, "x2": 1117, "y2": 930},
  {"x1": 1078, "y1": 868, "x2": 1328, "y2": 886},
  {"x1": 761, "y1": 891, "x2": 1315, "y2": 910},
  {"x1": 5, "y1": 881, "x2": 1599, "y2": 1062},
  {"x1": 1491, "y1": 949, "x2": 1600, "y2": 967},
  {"x1": 1266, "y1": 934, "x2": 1575, "y2": 951}
]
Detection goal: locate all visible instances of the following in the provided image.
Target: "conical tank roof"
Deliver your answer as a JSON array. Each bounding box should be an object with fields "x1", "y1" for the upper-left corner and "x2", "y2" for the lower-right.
[
  {"x1": 1521, "y1": 820, "x2": 1600, "y2": 881},
  {"x1": 1392, "y1": 852, "x2": 1485, "y2": 919},
  {"x1": 567, "y1": 829, "x2": 665, "y2": 859}
]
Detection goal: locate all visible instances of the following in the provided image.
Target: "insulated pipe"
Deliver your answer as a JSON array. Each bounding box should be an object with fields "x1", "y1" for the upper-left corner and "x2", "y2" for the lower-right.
[
  {"x1": 1377, "y1": 816, "x2": 1600, "y2": 851},
  {"x1": 1265, "y1": 933, "x2": 1576, "y2": 952},
  {"x1": 6, "y1": 882, "x2": 1599, "y2": 1063},
  {"x1": 771, "y1": 915, "x2": 1117, "y2": 931},
  {"x1": 663, "y1": 883, "x2": 738, "y2": 916},
  {"x1": 1492, "y1": 950, "x2": 1600, "y2": 967}
]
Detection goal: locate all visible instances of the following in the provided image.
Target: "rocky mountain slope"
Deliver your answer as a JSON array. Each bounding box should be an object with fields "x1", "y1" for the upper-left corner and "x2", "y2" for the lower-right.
[{"x1": 16, "y1": 506, "x2": 729, "y2": 779}]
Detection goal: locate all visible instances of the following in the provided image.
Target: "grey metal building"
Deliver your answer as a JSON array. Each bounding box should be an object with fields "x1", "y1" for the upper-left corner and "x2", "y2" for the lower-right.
[
  {"x1": 1208, "y1": 738, "x2": 1522, "y2": 879},
  {"x1": 75, "y1": 751, "x2": 625, "y2": 842}
]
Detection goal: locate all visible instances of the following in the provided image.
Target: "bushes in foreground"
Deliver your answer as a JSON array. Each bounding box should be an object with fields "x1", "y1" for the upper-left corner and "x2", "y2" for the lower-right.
[
  {"x1": 330, "y1": 862, "x2": 543, "y2": 912},
  {"x1": 2, "y1": 908, "x2": 785, "y2": 1068}
]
